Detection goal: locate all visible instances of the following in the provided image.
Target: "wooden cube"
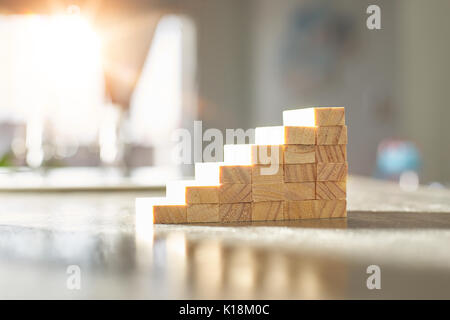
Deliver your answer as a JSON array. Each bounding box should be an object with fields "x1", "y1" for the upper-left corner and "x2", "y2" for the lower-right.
[
  {"x1": 220, "y1": 165, "x2": 252, "y2": 184},
  {"x1": 283, "y1": 200, "x2": 317, "y2": 220},
  {"x1": 283, "y1": 107, "x2": 345, "y2": 126},
  {"x1": 252, "y1": 164, "x2": 283, "y2": 184},
  {"x1": 252, "y1": 145, "x2": 284, "y2": 164},
  {"x1": 314, "y1": 200, "x2": 347, "y2": 218},
  {"x1": 316, "y1": 126, "x2": 347, "y2": 145},
  {"x1": 255, "y1": 126, "x2": 316, "y2": 145},
  {"x1": 186, "y1": 186, "x2": 219, "y2": 204},
  {"x1": 219, "y1": 203, "x2": 252, "y2": 222},
  {"x1": 219, "y1": 184, "x2": 252, "y2": 203},
  {"x1": 316, "y1": 145, "x2": 347, "y2": 163},
  {"x1": 284, "y1": 164, "x2": 316, "y2": 182},
  {"x1": 187, "y1": 204, "x2": 220, "y2": 223},
  {"x1": 223, "y1": 144, "x2": 283, "y2": 165},
  {"x1": 252, "y1": 183, "x2": 285, "y2": 202},
  {"x1": 283, "y1": 199, "x2": 347, "y2": 220},
  {"x1": 252, "y1": 201, "x2": 284, "y2": 221},
  {"x1": 153, "y1": 205, "x2": 187, "y2": 224},
  {"x1": 283, "y1": 145, "x2": 315, "y2": 164},
  {"x1": 317, "y1": 162, "x2": 348, "y2": 181},
  {"x1": 284, "y1": 182, "x2": 315, "y2": 200},
  {"x1": 316, "y1": 181, "x2": 346, "y2": 200}
]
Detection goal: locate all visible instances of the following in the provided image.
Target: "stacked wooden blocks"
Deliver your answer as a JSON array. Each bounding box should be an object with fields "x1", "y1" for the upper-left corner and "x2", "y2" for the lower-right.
[{"x1": 136, "y1": 107, "x2": 348, "y2": 224}]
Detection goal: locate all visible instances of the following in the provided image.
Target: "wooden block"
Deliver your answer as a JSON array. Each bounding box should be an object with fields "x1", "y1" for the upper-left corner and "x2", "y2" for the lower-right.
[
  {"x1": 219, "y1": 203, "x2": 252, "y2": 222},
  {"x1": 255, "y1": 126, "x2": 316, "y2": 145},
  {"x1": 284, "y1": 182, "x2": 315, "y2": 200},
  {"x1": 285, "y1": 126, "x2": 316, "y2": 145},
  {"x1": 153, "y1": 205, "x2": 187, "y2": 224},
  {"x1": 187, "y1": 204, "x2": 220, "y2": 223},
  {"x1": 252, "y1": 164, "x2": 283, "y2": 184},
  {"x1": 316, "y1": 126, "x2": 347, "y2": 145},
  {"x1": 252, "y1": 201, "x2": 284, "y2": 221},
  {"x1": 284, "y1": 200, "x2": 347, "y2": 220},
  {"x1": 186, "y1": 186, "x2": 219, "y2": 204},
  {"x1": 314, "y1": 200, "x2": 347, "y2": 218},
  {"x1": 252, "y1": 183, "x2": 285, "y2": 202},
  {"x1": 219, "y1": 184, "x2": 252, "y2": 203},
  {"x1": 317, "y1": 163, "x2": 348, "y2": 181},
  {"x1": 220, "y1": 165, "x2": 252, "y2": 184},
  {"x1": 316, "y1": 145, "x2": 347, "y2": 163},
  {"x1": 284, "y1": 164, "x2": 316, "y2": 182},
  {"x1": 283, "y1": 200, "x2": 317, "y2": 220},
  {"x1": 316, "y1": 181, "x2": 346, "y2": 200},
  {"x1": 283, "y1": 145, "x2": 315, "y2": 164},
  {"x1": 223, "y1": 144, "x2": 283, "y2": 164},
  {"x1": 314, "y1": 107, "x2": 345, "y2": 126},
  {"x1": 283, "y1": 107, "x2": 345, "y2": 126}
]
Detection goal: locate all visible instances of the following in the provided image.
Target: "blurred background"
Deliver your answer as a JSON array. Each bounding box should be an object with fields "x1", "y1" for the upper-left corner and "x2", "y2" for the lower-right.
[{"x1": 0, "y1": 0, "x2": 449, "y2": 189}]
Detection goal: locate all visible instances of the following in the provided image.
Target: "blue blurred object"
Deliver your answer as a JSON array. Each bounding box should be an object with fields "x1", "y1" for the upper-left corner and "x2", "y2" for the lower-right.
[{"x1": 376, "y1": 139, "x2": 421, "y2": 179}]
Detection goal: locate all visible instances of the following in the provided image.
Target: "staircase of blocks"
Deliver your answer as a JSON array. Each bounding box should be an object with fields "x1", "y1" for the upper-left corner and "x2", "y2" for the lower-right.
[{"x1": 136, "y1": 107, "x2": 347, "y2": 224}]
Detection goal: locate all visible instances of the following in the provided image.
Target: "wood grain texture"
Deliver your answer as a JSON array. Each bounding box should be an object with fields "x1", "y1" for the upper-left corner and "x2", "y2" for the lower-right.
[
  {"x1": 284, "y1": 182, "x2": 316, "y2": 200},
  {"x1": 314, "y1": 200, "x2": 347, "y2": 218},
  {"x1": 219, "y1": 184, "x2": 252, "y2": 203},
  {"x1": 283, "y1": 145, "x2": 315, "y2": 164},
  {"x1": 220, "y1": 165, "x2": 252, "y2": 184},
  {"x1": 316, "y1": 145, "x2": 347, "y2": 163},
  {"x1": 314, "y1": 107, "x2": 345, "y2": 126},
  {"x1": 252, "y1": 201, "x2": 284, "y2": 221},
  {"x1": 251, "y1": 145, "x2": 284, "y2": 164},
  {"x1": 252, "y1": 165, "x2": 283, "y2": 184},
  {"x1": 316, "y1": 181, "x2": 346, "y2": 200},
  {"x1": 317, "y1": 163, "x2": 348, "y2": 181},
  {"x1": 283, "y1": 200, "x2": 316, "y2": 220},
  {"x1": 283, "y1": 199, "x2": 347, "y2": 220},
  {"x1": 186, "y1": 186, "x2": 219, "y2": 204},
  {"x1": 285, "y1": 126, "x2": 316, "y2": 145},
  {"x1": 284, "y1": 164, "x2": 316, "y2": 182},
  {"x1": 187, "y1": 204, "x2": 220, "y2": 223},
  {"x1": 316, "y1": 126, "x2": 347, "y2": 145},
  {"x1": 153, "y1": 205, "x2": 187, "y2": 224},
  {"x1": 219, "y1": 203, "x2": 252, "y2": 222},
  {"x1": 252, "y1": 183, "x2": 285, "y2": 202}
]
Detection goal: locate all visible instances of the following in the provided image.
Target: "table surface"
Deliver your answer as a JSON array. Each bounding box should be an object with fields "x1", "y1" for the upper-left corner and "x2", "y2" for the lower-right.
[{"x1": 1, "y1": 176, "x2": 450, "y2": 299}]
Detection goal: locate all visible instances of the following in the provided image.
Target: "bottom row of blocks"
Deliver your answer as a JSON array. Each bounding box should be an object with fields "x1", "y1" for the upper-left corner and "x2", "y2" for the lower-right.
[{"x1": 152, "y1": 200, "x2": 346, "y2": 224}]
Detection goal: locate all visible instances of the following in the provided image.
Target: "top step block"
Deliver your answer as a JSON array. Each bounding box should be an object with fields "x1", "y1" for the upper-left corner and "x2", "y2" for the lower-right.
[
  {"x1": 283, "y1": 107, "x2": 345, "y2": 127},
  {"x1": 255, "y1": 126, "x2": 316, "y2": 145}
]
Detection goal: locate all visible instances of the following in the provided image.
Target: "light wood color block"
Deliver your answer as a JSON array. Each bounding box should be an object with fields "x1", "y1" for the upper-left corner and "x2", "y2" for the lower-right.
[
  {"x1": 186, "y1": 186, "x2": 219, "y2": 204},
  {"x1": 314, "y1": 200, "x2": 347, "y2": 218},
  {"x1": 187, "y1": 204, "x2": 220, "y2": 223},
  {"x1": 283, "y1": 107, "x2": 345, "y2": 126},
  {"x1": 219, "y1": 184, "x2": 252, "y2": 203},
  {"x1": 283, "y1": 200, "x2": 347, "y2": 220},
  {"x1": 285, "y1": 126, "x2": 316, "y2": 145},
  {"x1": 224, "y1": 144, "x2": 283, "y2": 164},
  {"x1": 220, "y1": 165, "x2": 252, "y2": 184},
  {"x1": 153, "y1": 205, "x2": 187, "y2": 224},
  {"x1": 252, "y1": 201, "x2": 284, "y2": 221},
  {"x1": 252, "y1": 165, "x2": 283, "y2": 184},
  {"x1": 283, "y1": 145, "x2": 315, "y2": 164},
  {"x1": 316, "y1": 145, "x2": 347, "y2": 163},
  {"x1": 283, "y1": 200, "x2": 317, "y2": 220},
  {"x1": 284, "y1": 182, "x2": 316, "y2": 200},
  {"x1": 284, "y1": 164, "x2": 316, "y2": 182},
  {"x1": 219, "y1": 203, "x2": 252, "y2": 222},
  {"x1": 314, "y1": 107, "x2": 345, "y2": 126},
  {"x1": 316, "y1": 126, "x2": 347, "y2": 145},
  {"x1": 252, "y1": 183, "x2": 285, "y2": 202},
  {"x1": 316, "y1": 181, "x2": 346, "y2": 200},
  {"x1": 255, "y1": 126, "x2": 316, "y2": 145},
  {"x1": 317, "y1": 163, "x2": 348, "y2": 181}
]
